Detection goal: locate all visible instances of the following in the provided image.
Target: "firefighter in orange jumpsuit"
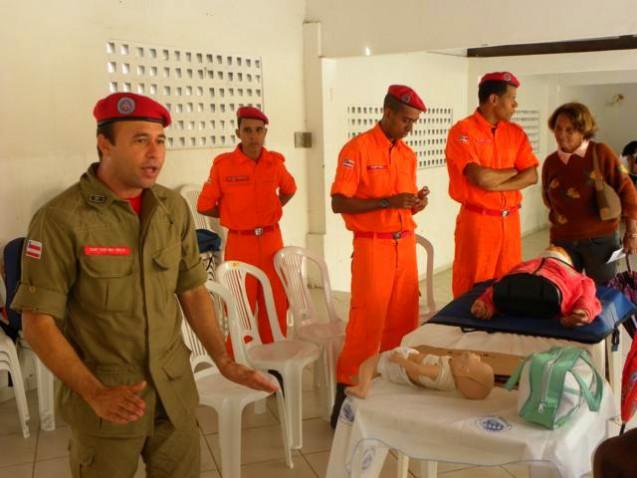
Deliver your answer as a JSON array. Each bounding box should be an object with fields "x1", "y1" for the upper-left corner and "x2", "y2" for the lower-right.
[
  {"x1": 445, "y1": 72, "x2": 539, "y2": 299},
  {"x1": 198, "y1": 106, "x2": 296, "y2": 344},
  {"x1": 330, "y1": 85, "x2": 429, "y2": 427}
]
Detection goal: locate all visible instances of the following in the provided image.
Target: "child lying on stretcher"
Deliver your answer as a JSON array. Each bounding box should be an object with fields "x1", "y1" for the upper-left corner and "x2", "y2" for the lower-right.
[
  {"x1": 471, "y1": 245, "x2": 601, "y2": 328},
  {"x1": 345, "y1": 345, "x2": 495, "y2": 400}
]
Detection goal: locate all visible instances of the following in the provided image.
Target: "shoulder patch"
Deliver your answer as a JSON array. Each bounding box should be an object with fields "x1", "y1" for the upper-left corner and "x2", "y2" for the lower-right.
[
  {"x1": 25, "y1": 240, "x2": 43, "y2": 260},
  {"x1": 342, "y1": 158, "x2": 355, "y2": 169}
]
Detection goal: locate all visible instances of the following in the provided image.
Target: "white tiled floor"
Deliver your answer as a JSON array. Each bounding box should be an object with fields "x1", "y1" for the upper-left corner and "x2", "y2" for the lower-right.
[{"x1": 0, "y1": 228, "x2": 594, "y2": 477}]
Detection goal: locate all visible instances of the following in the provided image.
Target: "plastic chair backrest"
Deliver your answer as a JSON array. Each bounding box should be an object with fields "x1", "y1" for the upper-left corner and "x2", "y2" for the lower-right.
[
  {"x1": 274, "y1": 246, "x2": 339, "y2": 328},
  {"x1": 180, "y1": 279, "x2": 251, "y2": 373},
  {"x1": 216, "y1": 261, "x2": 285, "y2": 352},
  {"x1": 416, "y1": 234, "x2": 436, "y2": 318},
  {"x1": 3, "y1": 238, "x2": 25, "y2": 332},
  {"x1": 181, "y1": 310, "x2": 215, "y2": 377}
]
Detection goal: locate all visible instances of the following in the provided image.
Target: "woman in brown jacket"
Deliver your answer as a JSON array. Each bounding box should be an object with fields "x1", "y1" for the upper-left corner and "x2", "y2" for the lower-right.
[{"x1": 542, "y1": 102, "x2": 637, "y2": 291}]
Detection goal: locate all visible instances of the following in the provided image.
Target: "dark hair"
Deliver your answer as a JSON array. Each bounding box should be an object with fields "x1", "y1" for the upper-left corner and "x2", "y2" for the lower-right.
[
  {"x1": 383, "y1": 93, "x2": 405, "y2": 112},
  {"x1": 96, "y1": 122, "x2": 116, "y2": 160},
  {"x1": 478, "y1": 80, "x2": 510, "y2": 104},
  {"x1": 548, "y1": 102, "x2": 597, "y2": 140},
  {"x1": 622, "y1": 141, "x2": 637, "y2": 157}
]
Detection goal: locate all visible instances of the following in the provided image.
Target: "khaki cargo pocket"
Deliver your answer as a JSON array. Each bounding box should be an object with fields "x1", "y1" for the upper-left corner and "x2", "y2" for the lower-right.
[
  {"x1": 70, "y1": 439, "x2": 95, "y2": 478},
  {"x1": 162, "y1": 342, "x2": 199, "y2": 412},
  {"x1": 78, "y1": 255, "x2": 134, "y2": 312}
]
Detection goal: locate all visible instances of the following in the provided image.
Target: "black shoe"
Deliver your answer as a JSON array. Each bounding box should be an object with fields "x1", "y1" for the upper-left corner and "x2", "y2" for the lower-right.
[
  {"x1": 330, "y1": 383, "x2": 348, "y2": 429},
  {"x1": 268, "y1": 370, "x2": 284, "y2": 395}
]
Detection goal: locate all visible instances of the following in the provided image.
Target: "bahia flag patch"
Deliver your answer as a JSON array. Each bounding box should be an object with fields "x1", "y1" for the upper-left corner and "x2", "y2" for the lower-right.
[
  {"x1": 25, "y1": 240, "x2": 43, "y2": 260},
  {"x1": 342, "y1": 158, "x2": 355, "y2": 169}
]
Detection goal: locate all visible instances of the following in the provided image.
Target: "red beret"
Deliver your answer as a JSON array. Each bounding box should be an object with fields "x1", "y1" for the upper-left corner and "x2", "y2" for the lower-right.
[
  {"x1": 387, "y1": 85, "x2": 426, "y2": 112},
  {"x1": 479, "y1": 71, "x2": 520, "y2": 88},
  {"x1": 237, "y1": 106, "x2": 269, "y2": 124},
  {"x1": 93, "y1": 93, "x2": 171, "y2": 127}
]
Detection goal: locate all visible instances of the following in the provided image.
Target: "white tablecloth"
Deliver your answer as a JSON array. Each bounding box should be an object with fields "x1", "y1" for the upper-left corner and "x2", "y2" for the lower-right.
[{"x1": 326, "y1": 379, "x2": 617, "y2": 478}]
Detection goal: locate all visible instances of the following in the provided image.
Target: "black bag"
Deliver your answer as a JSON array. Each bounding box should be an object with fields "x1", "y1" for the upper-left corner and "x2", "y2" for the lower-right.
[
  {"x1": 493, "y1": 273, "x2": 562, "y2": 319},
  {"x1": 196, "y1": 229, "x2": 222, "y2": 254}
]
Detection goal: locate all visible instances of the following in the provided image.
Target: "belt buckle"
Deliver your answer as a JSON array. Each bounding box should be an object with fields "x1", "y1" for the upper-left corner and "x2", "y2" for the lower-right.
[
  {"x1": 392, "y1": 231, "x2": 402, "y2": 240},
  {"x1": 254, "y1": 227, "x2": 264, "y2": 236},
  {"x1": 501, "y1": 210, "x2": 509, "y2": 217}
]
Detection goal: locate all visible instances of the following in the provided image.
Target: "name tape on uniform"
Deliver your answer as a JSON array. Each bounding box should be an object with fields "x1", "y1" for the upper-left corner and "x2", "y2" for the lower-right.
[{"x1": 84, "y1": 246, "x2": 131, "y2": 256}]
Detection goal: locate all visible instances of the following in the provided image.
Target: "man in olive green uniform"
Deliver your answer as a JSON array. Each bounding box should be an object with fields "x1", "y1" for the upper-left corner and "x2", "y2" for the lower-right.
[{"x1": 11, "y1": 92, "x2": 276, "y2": 477}]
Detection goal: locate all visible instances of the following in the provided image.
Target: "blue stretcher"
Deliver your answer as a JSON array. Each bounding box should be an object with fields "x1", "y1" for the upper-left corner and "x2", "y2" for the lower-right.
[{"x1": 429, "y1": 281, "x2": 636, "y2": 344}]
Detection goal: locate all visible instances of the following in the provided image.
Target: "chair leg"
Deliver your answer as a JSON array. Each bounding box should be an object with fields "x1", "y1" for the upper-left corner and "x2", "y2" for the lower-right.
[
  {"x1": 253, "y1": 398, "x2": 267, "y2": 414},
  {"x1": 419, "y1": 460, "x2": 438, "y2": 478},
  {"x1": 319, "y1": 347, "x2": 332, "y2": 421},
  {"x1": 324, "y1": 340, "x2": 338, "y2": 419},
  {"x1": 397, "y1": 452, "x2": 409, "y2": 478},
  {"x1": 280, "y1": 366, "x2": 304, "y2": 449},
  {"x1": 35, "y1": 358, "x2": 55, "y2": 431},
  {"x1": 313, "y1": 359, "x2": 321, "y2": 391},
  {"x1": 217, "y1": 402, "x2": 243, "y2": 478},
  {"x1": 0, "y1": 338, "x2": 30, "y2": 438},
  {"x1": 274, "y1": 388, "x2": 293, "y2": 469}
]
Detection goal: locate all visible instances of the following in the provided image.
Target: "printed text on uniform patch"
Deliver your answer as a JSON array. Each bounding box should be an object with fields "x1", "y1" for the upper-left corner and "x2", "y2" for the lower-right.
[{"x1": 84, "y1": 246, "x2": 132, "y2": 256}]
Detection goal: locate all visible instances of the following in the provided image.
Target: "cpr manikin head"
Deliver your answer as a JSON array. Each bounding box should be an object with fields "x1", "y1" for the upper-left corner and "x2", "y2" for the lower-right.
[
  {"x1": 450, "y1": 352, "x2": 495, "y2": 400},
  {"x1": 541, "y1": 245, "x2": 573, "y2": 266}
]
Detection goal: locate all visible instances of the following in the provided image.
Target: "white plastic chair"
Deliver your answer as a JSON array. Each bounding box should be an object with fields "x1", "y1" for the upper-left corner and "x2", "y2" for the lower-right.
[
  {"x1": 179, "y1": 184, "x2": 227, "y2": 264},
  {"x1": 0, "y1": 330, "x2": 30, "y2": 438},
  {"x1": 273, "y1": 246, "x2": 345, "y2": 420},
  {"x1": 0, "y1": 276, "x2": 30, "y2": 438},
  {"x1": 416, "y1": 234, "x2": 437, "y2": 323},
  {"x1": 217, "y1": 261, "x2": 321, "y2": 449},
  {"x1": 181, "y1": 279, "x2": 292, "y2": 476},
  {"x1": 18, "y1": 339, "x2": 55, "y2": 431},
  {"x1": 1, "y1": 246, "x2": 55, "y2": 433}
]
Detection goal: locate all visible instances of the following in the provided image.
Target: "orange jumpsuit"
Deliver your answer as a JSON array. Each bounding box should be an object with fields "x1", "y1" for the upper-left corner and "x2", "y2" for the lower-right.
[
  {"x1": 445, "y1": 110, "x2": 538, "y2": 298},
  {"x1": 331, "y1": 124, "x2": 420, "y2": 385},
  {"x1": 198, "y1": 146, "x2": 296, "y2": 343}
]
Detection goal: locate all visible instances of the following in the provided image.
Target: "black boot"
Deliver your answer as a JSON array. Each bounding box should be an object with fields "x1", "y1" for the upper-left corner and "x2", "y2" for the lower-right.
[{"x1": 330, "y1": 383, "x2": 348, "y2": 429}]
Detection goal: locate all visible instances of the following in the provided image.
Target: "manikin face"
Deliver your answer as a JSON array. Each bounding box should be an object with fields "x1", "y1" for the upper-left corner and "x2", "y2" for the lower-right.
[
  {"x1": 553, "y1": 114, "x2": 585, "y2": 154},
  {"x1": 491, "y1": 85, "x2": 518, "y2": 122},
  {"x1": 97, "y1": 121, "x2": 166, "y2": 197},
  {"x1": 236, "y1": 118, "x2": 267, "y2": 159},
  {"x1": 382, "y1": 104, "x2": 421, "y2": 140}
]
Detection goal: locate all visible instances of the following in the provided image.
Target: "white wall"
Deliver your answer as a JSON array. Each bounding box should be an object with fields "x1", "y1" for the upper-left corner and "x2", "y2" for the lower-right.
[
  {"x1": 306, "y1": 0, "x2": 637, "y2": 58},
  {"x1": 319, "y1": 52, "x2": 469, "y2": 291},
  {"x1": 558, "y1": 83, "x2": 637, "y2": 155},
  {"x1": 0, "y1": 0, "x2": 308, "y2": 250}
]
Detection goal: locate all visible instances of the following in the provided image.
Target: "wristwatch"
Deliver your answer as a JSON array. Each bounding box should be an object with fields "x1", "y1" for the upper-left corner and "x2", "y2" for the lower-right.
[{"x1": 379, "y1": 198, "x2": 390, "y2": 209}]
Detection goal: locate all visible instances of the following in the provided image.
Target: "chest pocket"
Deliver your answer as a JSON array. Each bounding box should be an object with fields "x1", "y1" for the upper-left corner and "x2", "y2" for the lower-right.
[
  {"x1": 222, "y1": 175, "x2": 253, "y2": 191},
  {"x1": 77, "y1": 255, "x2": 134, "y2": 313},
  {"x1": 364, "y1": 163, "x2": 391, "y2": 194},
  {"x1": 152, "y1": 243, "x2": 181, "y2": 297}
]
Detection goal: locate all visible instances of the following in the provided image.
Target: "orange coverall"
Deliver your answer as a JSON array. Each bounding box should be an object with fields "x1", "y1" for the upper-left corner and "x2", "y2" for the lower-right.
[
  {"x1": 331, "y1": 124, "x2": 420, "y2": 385},
  {"x1": 445, "y1": 110, "x2": 538, "y2": 298},
  {"x1": 198, "y1": 145, "x2": 296, "y2": 343}
]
